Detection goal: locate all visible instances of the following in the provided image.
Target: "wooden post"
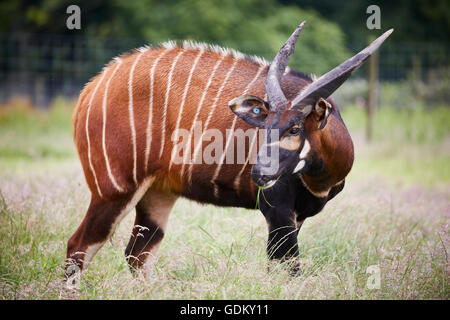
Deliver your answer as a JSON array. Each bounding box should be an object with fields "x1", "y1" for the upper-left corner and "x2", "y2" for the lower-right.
[{"x1": 366, "y1": 36, "x2": 379, "y2": 142}]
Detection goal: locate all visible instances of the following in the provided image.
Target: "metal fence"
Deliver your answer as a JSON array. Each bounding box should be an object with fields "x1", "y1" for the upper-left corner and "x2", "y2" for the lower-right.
[{"x1": 0, "y1": 32, "x2": 448, "y2": 106}]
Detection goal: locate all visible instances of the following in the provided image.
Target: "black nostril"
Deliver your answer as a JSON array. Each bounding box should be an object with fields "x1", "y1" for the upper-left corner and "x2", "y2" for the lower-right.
[
  {"x1": 251, "y1": 165, "x2": 273, "y2": 186},
  {"x1": 253, "y1": 175, "x2": 269, "y2": 187}
]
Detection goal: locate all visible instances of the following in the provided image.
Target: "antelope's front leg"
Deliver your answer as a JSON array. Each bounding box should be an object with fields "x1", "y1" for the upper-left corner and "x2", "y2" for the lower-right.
[{"x1": 259, "y1": 196, "x2": 301, "y2": 275}]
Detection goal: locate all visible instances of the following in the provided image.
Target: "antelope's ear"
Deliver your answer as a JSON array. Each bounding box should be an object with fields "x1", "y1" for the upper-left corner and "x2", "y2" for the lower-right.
[
  {"x1": 314, "y1": 98, "x2": 333, "y2": 130},
  {"x1": 228, "y1": 95, "x2": 269, "y2": 128}
]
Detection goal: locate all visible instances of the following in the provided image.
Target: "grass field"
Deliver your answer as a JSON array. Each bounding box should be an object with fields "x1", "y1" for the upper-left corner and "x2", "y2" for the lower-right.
[{"x1": 0, "y1": 98, "x2": 449, "y2": 299}]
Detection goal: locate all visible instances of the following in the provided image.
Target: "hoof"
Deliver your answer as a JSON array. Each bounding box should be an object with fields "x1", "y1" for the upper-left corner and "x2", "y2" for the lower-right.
[
  {"x1": 267, "y1": 259, "x2": 302, "y2": 276},
  {"x1": 289, "y1": 262, "x2": 302, "y2": 276}
]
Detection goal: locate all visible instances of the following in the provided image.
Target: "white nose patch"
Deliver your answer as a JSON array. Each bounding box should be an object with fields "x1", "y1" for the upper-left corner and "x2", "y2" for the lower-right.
[{"x1": 292, "y1": 139, "x2": 310, "y2": 174}]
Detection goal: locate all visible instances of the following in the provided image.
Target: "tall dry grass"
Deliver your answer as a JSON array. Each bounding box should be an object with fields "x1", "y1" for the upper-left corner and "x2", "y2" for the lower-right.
[{"x1": 0, "y1": 98, "x2": 448, "y2": 299}]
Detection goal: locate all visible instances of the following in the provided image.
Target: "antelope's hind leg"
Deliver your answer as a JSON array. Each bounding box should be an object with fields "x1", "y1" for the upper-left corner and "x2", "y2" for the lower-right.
[
  {"x1": 125, "y1": 188, "x2": 177, "y2": 275},
  {"x1": 65, "y1": 193, "x2": 135, "y2": 278},
  {"x1": 65, "y1": 179, "x2": 154, "y2": 279}
]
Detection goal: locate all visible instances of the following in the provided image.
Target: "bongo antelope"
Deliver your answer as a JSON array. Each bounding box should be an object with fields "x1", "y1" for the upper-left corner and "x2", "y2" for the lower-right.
[{"x1": 66, "y1": 22, "x2": 392, "y2": 277}]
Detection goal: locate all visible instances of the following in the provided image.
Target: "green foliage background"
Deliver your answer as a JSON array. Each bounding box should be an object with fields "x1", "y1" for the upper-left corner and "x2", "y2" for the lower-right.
[{"x1": 1, "y1": 0, "x2": 448, "y2": 75}]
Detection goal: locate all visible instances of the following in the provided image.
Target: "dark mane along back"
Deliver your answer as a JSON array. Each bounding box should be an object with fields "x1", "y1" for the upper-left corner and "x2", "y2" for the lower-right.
[{"x1": 286, "y1": 67, "x2": 315, "y2": 82}]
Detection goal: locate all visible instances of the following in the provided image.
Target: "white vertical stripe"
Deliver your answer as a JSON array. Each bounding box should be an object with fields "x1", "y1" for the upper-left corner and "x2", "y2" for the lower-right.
[
  {"x1": 159, "y1": 50, "x2": 184, "y2": 159},
  {"x1": 212, "y1": 116, "x2": 238, "y2": 198},
  {"x1": 102, "y1": 60, "x2": 124, "y2": 192},
  {"x1": 244, "y1": 65, "x2": 265, "y2": 94},
  {"x1": 168, "y1": 49, "x2": 204, "y2": 171},
  {"x1": 144, "y1": 48, "x2": 170, "y2": 173},
  {"x1": 180, "y1": 55, "x2": 226, "y2": 178},
  {"x1": 128, "y1": 52, "x2": 145, "y2": 185},
  {"x1": 233, "y1": 129, "x2": 258, "y2": 192},
  {"x1": 85, "y1": 69, "x2": 108, "y2": 198},
  {"x1": 187, "y1": 59, "x2": 238, "y2": 184},
  {"x1": 212, "y1": 65, "x2": 265, "y2": 197}
]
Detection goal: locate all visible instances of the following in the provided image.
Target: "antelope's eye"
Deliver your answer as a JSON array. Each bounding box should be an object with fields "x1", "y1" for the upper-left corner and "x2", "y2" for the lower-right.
[
  {"x1": 252, "y1": 107, "x2": 261, "y2": 114},
  {"x1": 289, "y1": 126, "x2": 300, "y2": 135}
]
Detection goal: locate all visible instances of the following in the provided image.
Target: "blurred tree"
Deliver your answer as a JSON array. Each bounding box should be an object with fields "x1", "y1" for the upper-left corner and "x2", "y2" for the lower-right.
[
  {"x1": 0, "y1": 0, "x2": 349, "y2": 74},
  {"x1": 117, "y1": 0, "x2": 349, "y2": 74},
  {"x1": 1, "y1": 0, "x2": 446, "y2": 77},
  {"x1": 283, "y1": 0, "x2": 450, "y2": 45}
]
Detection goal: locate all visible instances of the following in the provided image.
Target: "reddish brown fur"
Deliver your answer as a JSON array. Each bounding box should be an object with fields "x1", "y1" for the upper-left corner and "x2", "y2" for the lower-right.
[
  {"x1": 66, "y1": 43, "x2": 353, "y2": 276},
  {"x1": 301, "y1": 102, "x2": 354, "y2": 194}
]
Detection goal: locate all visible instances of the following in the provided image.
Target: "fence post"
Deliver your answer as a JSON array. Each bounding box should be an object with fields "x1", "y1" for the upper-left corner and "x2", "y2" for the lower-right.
[
  {"x1": 366, "y1": 36, "x2": 379, "y2": 142},
  {"x1": 34, "y1": 75, "x2": 45, "y2": 107}
]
